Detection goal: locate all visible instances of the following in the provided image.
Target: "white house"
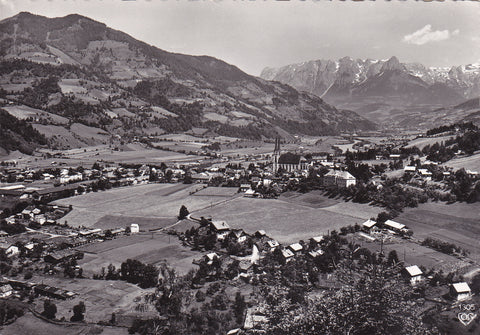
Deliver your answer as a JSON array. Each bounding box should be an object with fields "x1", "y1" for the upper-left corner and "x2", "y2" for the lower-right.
[
  {"x1": 288, "y1": 243, "x2": 303, "y2": 253},
  {"x1": 0, "y1": 284, "x2": 13, "y2": 298},
  {"x1": 403, "y1": 265, "x2": 423, "y2": 285},
  {"x1": 451, "y1": 282, "x2": 472, "y2": 301},
  {"x1": 404, "y1": 166, "x2": 416, "y2": 173},
  {"x1": 281, "y1": 249, "x2": 295, "y2": 262},
  {"x1": 6, "y1": 245, "x2": 19, "y2": 257},
  {"x1": 267, "y1": 240, "x2": 279, "y2": 252},
  {"x1": 130, "y1": 223, "x2": 140, "y2": 234},
  {"x1": 362, "y1": 219, "x2": 377, "y2": 231}
]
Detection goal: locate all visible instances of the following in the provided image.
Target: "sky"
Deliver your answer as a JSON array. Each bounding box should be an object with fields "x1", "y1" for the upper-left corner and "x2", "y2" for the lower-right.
[{"x1": 0, "y1": 0, "x2": 479, "y2": 76}]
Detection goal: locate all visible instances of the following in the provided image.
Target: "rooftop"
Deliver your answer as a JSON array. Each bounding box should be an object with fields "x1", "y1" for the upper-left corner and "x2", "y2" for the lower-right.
[
  {"x1": 405, "y1": 265, "x2": 423, "y2": 277},
  {"x1": 452, "y1": 282, "x2": 471, "y2": 293}
]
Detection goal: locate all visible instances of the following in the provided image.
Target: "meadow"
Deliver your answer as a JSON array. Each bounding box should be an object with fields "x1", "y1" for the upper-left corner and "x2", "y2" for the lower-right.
[
  {"x1": 442, "y1": 152, "x2": 480, "y2": 172},
  {"x1": 53, "y1": 184, "x2": 237, "y2": 228},
  {"x1": 397, "y1": 201, "x2": 480, "y2": 262},
  {"x1": 193, "y1": 192, "x2": 381, "y2": 244},
  {"x1": 77, "y1": 233, "x2": 200, "y2": 276}
]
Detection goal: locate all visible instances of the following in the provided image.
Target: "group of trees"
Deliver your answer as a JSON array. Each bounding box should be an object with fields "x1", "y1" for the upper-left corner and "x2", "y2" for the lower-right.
[
  {"x1": 93, "y1": 260, "x2": 158, "y2": 288},
  {"x1": 120, "y1": 259, "x2": 159, "y2": 288},
  {"x1": 262, "y1": 261, "x2": 435, "y2": 335},
  {"x1": 42, "y1": 300, "x2": 85, "y2": 322},
  {"x1": 421, "y1": 237, "x2": 469, "y2": 257},
  {"x1": 422, "y1": 129, "x2": 480, "y2": 162}
]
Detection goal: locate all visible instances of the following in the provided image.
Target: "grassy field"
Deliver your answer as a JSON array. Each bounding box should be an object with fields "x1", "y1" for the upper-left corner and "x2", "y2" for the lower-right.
[
  {"x1": 14, "y1": 143, "x2": 205, "y2": 169},
  {"x1": 193, "y1": 193, "x2": 381, "y2": 244},
  {"x1": 0, "y1": 313, "x2": 127, "y2": 335},
  {"x1": 405, "y1": 135, "x2": 455, "y2": 150},
  {"x1": 193, "y1": 187, "x2": 239, "y2": 197},
  {"x1": 29, "y1": 275, "x2": 155, "y2": 325},
  {"x1": 77, "y1": 233, "x2": 200, "y2": 276},
  {"x1": 442, "y1": 153, "x2": 480, "y2": 172},
  {"x1": 397, "y1": 201, "x2": 480, "y2": 262},
  {"x1": 3, "y1": 105, "x2": 68, "y2": 124},
  {"x1": 53, "y1": 184, "x2": 233, "y2": 228},
  {"x1": 353, "y1": 235, "x2": 469, "y2": 273}
]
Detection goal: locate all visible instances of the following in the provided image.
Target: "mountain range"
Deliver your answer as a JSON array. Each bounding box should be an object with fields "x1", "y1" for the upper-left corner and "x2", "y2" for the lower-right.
[
  {"x1": 261, "y1": 56, "x2": 480, "y2": 130},
  {"x1": 0, "y1": 12, "x2": 376, "y2": 153},
  {"x1": 261, "y1": 56, "x2": 480, "y2": 104}
]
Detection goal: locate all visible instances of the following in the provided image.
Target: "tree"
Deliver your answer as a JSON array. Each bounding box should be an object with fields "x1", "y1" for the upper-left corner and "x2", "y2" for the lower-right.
[
  {"x1": 470, "y1": 273, "x2": 480, "y2": 294},
  {"x1": 42, "y1": 300, "x2": 57, "y2": 320},
  {"x1": 70, "y1": 301, "x2": 86, "y2": 322},
  {"x1": 178, "y1": 205, "x2": 189, "y2": 220},
  {"x1": 233, "y1": 292, "x2": 246, "y2": 324},
  {"x1": 387, "y1": 250, "x2": 399, "y2": 266}
]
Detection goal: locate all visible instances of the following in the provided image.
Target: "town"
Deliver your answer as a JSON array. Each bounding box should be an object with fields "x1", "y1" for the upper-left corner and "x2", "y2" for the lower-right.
[
  {"x1": 1, "y1": 121, "x2": 480, "y2": 334},
  {"x1": 0, "y1": 3, "x2": 479, "y2": 334}
]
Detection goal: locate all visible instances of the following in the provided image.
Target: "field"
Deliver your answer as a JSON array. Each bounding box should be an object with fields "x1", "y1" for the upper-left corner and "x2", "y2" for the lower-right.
[
  {"x1": 3, "y1": 104, "x2": 68, "y2": 124},
  {"x1": 442, "y1": 152, "x2": 480, "y2": 172},
  {"x1": 15, "y1": 143, "x2": 204, "y2": 168},
  {"x1": 53, "y1": 184, "x2": 238, "y2": 228},
  {"x1": 77, "y1": 233, "x2": 200, "y2": 276},
  {"x1": 0, "y1": 313, "x2": 128, "y2": 335},
  {"x1": 355, "y1": 235, "x2": 469, "y2": 273},
  {"x1": 193, "y1": 191, "x2": 381, "y2": 244},
  {"x1": 397, "y1": 201, "x2": 480, "y2": 262},
  {"x1": 28, "y1": 275, "x2": 156, "y2": 325},
  {"x1": 405, "y1": 135, "x2": 455, "y2": 150}
]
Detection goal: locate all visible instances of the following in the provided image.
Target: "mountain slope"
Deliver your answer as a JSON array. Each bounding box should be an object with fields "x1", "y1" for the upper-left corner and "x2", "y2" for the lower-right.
[
  {"x1": 0, "y1": 12, "x2": 376, "y2": 147},
  {"x1": 0, "y1": 108, "x2": 47, "y2": 154}
]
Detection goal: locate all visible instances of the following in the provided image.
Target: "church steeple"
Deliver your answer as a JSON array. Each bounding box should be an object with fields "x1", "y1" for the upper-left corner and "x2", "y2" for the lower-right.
[{"x1": 273, "y1": 137, "x2": 281, "y2": 173}]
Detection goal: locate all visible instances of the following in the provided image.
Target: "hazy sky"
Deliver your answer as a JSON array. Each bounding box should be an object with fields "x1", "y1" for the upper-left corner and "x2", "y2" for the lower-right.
[{"x1": 1, "y1": 0, "x2": 479, "y2": 76}]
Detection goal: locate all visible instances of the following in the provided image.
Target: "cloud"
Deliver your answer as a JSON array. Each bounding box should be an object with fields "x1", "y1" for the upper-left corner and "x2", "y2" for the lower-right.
[{"x1": 403, "y1": 25, "x2": 459, "y2": 45}]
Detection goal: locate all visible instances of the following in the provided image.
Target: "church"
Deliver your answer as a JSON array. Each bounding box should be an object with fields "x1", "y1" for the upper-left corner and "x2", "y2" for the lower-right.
[{"x1": 272, "y1": 139, "x2": 308, "y2": 173}]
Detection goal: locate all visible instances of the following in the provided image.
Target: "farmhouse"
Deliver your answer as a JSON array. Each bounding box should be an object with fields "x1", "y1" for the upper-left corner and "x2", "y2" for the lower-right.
[
  {"x1": 267, "y1": 240, "x2": 279, "y2": 251},
  {"x1": 404, "y1": 166, "x2": 416, "y2": 173},
  {"x1": 228, "y1": 229, "x2": 248, "y2": 243},
  {"x1": 281, "y1": 249, "x2": 295, "y2": 262},
  {"x1": 6, "y1": 245, "x2": 19, "y2": 257},
  {"x1": 362, "y1": 219, "x2": 377, "y2": 232},
  {"x1": 239, "y1": 184, "x2": 251, "y2": 192},
  {"x1": 130, "y1": 223, "x2": 140, "y2": 234},
  {"x1": 310, "y1": 236, "x2": 323, "y2": 244},
  {"x1": 288, "y1": 243, "x2": 303, "y2": 253},
  {"x1": 308, "y1": 249, "x2": 324, "y2": 258},
  {"x1": 210, "y1": 220, "x2": 230, "y2": 232},
  {"x1": 205, "y1": 252, "x2": 219, "y2": 265},
  {"x1": 418, "y1": 169, "x2": 432, "y2": 180},
  {"x1": 79, "y1": 228, "x2": 102, "y2": 236},
  {"x1": 384, "y1": 220, "x2": 406, "y2": 232},
  {"x1": 34, "y1": 284, "x2": 76, "y2": 300},
  {"x1": 44, "y1": 250, "x2": 84, "y2": 264},
  {"x1": 450, "y1": 282, "x2": 472, "y2": 301},
  {"x1": 255, "y1": 230, "x2": 266, "y2": 238},
  {"x1": 0, "y1": 284, "x2": 13, "y2": 298},
  {"x1": 403, "y1": 265, "x2": 423, "y2": 285},
  {"x1": 324, "y1": 170, "x2": 356, "y2": 188}
]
